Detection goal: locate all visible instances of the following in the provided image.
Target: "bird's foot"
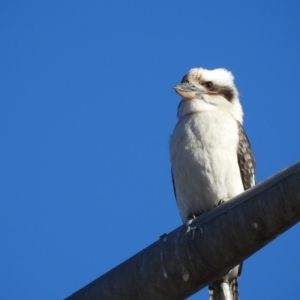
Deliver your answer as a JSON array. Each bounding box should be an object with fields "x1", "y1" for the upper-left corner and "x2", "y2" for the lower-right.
[
  {"x1": 186, "y1": 214, "x2": 201, "y2": 237},
  {"x1": 186, "y1": 214, "x2": 198, "y2": 226},
  {"x1": 215, "y1": 197, "x2": 230, "y2": 207}
]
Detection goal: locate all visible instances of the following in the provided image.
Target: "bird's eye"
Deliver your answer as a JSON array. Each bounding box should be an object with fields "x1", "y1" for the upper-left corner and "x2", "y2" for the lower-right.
[{"x1": 204, "y1": 81, "x2": 214, "y2": 91}]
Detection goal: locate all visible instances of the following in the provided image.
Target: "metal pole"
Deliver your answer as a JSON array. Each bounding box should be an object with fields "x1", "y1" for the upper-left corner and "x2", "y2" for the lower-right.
[{"x1": 65, "y1": 161, "x2": 300, "y2": 300}]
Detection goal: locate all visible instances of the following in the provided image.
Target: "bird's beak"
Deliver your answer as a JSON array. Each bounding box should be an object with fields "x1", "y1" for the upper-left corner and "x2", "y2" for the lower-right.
[{"x1": 173, "y1": 83, "x2": 205, "y2": 100}]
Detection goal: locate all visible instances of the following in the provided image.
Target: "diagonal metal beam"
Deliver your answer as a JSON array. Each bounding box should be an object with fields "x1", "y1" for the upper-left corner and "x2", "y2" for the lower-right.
[{"x1": 65, "y1": 161, "x2": 300, "y2": 300}]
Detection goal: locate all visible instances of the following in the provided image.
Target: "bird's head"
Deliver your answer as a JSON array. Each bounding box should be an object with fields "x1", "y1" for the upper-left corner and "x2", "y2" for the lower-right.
[{"x1": 174, "y1": 68, "x2": 243, "y2": 123}]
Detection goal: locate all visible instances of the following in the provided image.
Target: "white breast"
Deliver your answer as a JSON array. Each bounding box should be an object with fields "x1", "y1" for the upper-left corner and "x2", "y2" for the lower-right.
[{"x1": 170, "y1": 109, "x2": 244, "y2": 222}]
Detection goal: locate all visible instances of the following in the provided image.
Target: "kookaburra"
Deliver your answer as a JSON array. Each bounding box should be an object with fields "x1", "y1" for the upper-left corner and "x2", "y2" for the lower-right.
[{"x1": 170, "y1": 67, "x2": 255, "y2": 300}]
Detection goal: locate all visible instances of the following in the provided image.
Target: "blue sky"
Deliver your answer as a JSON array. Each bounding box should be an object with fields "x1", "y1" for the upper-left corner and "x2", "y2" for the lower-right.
[{"x1": 1, "y1": 1, "x2": 300, "y2": 299}]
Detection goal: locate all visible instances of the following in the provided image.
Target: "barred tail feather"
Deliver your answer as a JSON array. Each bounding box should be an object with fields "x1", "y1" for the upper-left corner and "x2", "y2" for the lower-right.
[
  {"x1": 230, "y1": 277, "x2": 239, "y2": 300},
  {"x1": 209, "y1": 276, "x2": 239, "y2": 300}
]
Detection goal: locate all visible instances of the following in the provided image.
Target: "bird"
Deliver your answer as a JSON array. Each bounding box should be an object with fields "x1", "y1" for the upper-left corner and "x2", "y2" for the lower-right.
[{"x1": 169, "y1": 67, "x2": 255, "y2": 300}]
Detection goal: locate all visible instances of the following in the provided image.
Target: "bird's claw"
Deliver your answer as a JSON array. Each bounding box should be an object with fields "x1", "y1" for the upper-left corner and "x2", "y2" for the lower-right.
[
  {"x1": 215, "y1": 197, "x2": 230, "y2": 207},
  {"x1": 186, "y1": 215, "x2": 203, "y2": 238}
]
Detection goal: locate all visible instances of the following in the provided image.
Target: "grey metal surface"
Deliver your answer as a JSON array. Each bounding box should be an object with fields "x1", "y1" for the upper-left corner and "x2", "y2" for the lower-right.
[{"x1": 65, "y1": 161, "x2": 300, "y2": 300}]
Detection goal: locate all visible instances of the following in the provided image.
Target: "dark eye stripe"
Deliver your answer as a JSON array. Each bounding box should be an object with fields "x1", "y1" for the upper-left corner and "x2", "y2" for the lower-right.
[{"x1": 219, "y1": 87, "x2": 234, "y2": 102}]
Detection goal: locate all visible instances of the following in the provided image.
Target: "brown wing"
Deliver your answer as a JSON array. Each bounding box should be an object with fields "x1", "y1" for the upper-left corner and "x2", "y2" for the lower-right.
[{"x1": 237, "y1": 122, "x2": 256, "y2": 190}]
